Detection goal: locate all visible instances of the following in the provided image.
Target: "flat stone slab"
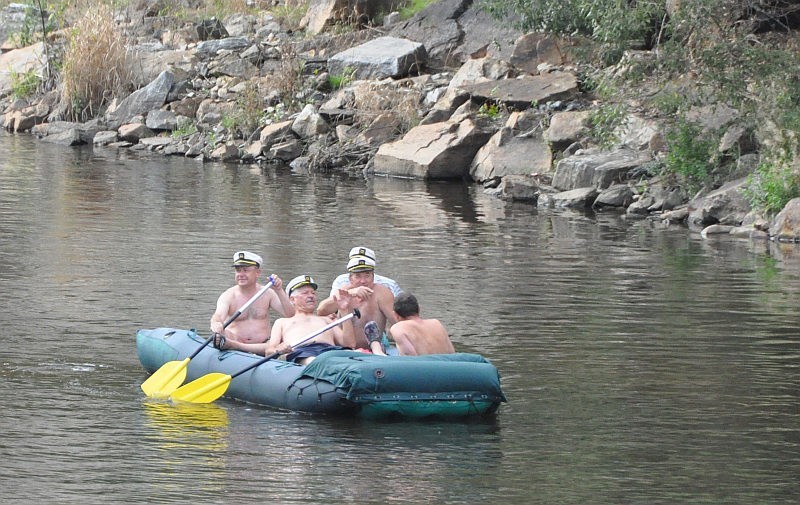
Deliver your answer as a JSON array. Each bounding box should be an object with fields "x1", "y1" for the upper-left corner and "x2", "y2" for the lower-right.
[{"x1": 457, "y1": 71, "x2": 579, "y2": 108}]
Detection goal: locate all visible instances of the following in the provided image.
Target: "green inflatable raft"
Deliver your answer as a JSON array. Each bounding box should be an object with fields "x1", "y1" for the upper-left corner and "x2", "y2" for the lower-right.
[{"x1": 137, "y1": 328, "x2": 507, "y2": 420}]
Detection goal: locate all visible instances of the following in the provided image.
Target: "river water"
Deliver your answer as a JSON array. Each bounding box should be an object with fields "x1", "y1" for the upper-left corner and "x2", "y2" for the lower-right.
[{"x1": 1, "y1": 131, "x2": 798, "y2": 504}]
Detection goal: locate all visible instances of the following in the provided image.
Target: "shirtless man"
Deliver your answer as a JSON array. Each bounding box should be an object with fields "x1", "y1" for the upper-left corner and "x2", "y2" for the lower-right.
[
  {"x1": 329, "y1": 246, "x2": 402, "y2": 296},
  {"x1": 368, "y1": 292, "x2": 454, "y2": 356},
  {"x1": 317, "y1": 256, "x2": 396, "y2": 349},
  {"x1": 218, "y1": 274, "x2": 357, "y2": 365},
  {"x1": 209, "y1": 251, "x2": 294, "y2": 344}
]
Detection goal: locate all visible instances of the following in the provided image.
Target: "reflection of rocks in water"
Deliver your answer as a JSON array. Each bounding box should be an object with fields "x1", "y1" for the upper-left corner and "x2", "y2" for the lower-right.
[{"x1": 143, "y1": 400, "x2": 230, "y2": 451}]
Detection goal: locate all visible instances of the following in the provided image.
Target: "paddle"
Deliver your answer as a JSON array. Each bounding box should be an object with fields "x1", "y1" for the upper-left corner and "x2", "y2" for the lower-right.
[
  {"x1": 170, "y1": 309, "x2": 361, "y2": 404},
  {"x1": 140, "y1": 277, "x2": 276, "y2": 398}
]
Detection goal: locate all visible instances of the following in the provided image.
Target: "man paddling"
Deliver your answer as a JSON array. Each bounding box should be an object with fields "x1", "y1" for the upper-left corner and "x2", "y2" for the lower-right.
[
  {"x1": 216, "y1": 274, "x2": 358, "y2": 365},
  {"x1": 209, "y1": 251, "x2": 294, "y2": 344}
]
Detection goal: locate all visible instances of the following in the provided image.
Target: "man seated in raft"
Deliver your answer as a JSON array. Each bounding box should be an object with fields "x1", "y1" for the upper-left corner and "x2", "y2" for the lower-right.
[
  {"x1": 329, "y1": 246, "x2": 402, "y2": 296},
  {"x1": 317, "y1": 254, "x2": 397, "y2": 351},
  {"x1": 210, "y1": 250, "x2": 294, "y2": 344},
  {"x1": 367, "y1": 292, "x2": 455, "y2": 356},
  {"x1": 215, "y1": 275, "x2": 357, "y2": 365}
]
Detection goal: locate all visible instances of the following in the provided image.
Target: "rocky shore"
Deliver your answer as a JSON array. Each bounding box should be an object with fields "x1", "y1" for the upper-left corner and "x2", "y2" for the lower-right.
[{"x1": 2, "y1": 0, "x2": 799, "y2": 250}]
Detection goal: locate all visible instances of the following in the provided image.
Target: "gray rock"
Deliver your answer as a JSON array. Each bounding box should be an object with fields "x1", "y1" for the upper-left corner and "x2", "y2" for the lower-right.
[
  {"x1": 374, "y1": 118, "x2": 493, "y2": 179},
  {"x1": 195, "y1": 37, "x2": 251, "y2": 58},
  {"x1": 770, "y1": 197, "x2": 800, "y2": 242},
  {"x1": 470, "y1": 124, "x2": 551, "y2": 182},
  {"x1": 106, "y1": 71, "x2": 175, "y2": 129},
  {"x1": 93, "y1": 130, "x2": 118, "y2": 145},
  {"x1": 457, "y1": 72, "x2": 579, "y2": 109},
  {"x1": 328, "y1": 36, "x2": 427, "y2": 80},
  {"x1": 291, "y1": 104, "x2": 330, "y2": 138},
  {"x1": 688, "y1": 177, "x2": 751, "y2": 227},
  {"x1": 594, "y1": 184, "x2": 634, "y2": 208},
  {"x1": 146, "y1": 109, "x2": 178, "y2": 131},
  {"x1": 550, "y1": 187, "x2": 599, "y2": 209}
]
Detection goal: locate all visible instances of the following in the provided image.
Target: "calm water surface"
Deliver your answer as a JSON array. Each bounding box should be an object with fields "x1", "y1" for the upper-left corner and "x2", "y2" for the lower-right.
[{"x1": 1, "y1": 131, "x2": 798, "y2": 504}]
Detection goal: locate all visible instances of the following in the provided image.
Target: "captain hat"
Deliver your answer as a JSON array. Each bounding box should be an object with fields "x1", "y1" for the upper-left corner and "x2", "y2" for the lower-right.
[
  {"x1": 286, "y1": 274, "x2": 318, "y2": 296},
  {"x1": 232, "y1": 251, "x2": 262, "y2": 268},
  {"x1": 347, "y1": 256, "x2": 375, "y2": 272},
  {"x1": 348, "y1": 246, "x2": 376, "y2": 262}
]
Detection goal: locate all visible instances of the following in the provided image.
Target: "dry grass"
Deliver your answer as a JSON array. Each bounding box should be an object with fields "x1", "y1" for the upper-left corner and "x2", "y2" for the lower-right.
[
  {"x1": 58, "y1": 4, "x2": 132, "y2": 121},
  {"x1": 353, "y1": 80, "x2": 423, "y2": 134}
]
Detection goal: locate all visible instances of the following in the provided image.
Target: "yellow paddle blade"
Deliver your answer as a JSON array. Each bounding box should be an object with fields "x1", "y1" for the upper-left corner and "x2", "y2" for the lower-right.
[
  {"x1": 140, "y1": 358, "x2": 190, "y2": 398},
  {"x1": 169, "y1": 373, "x2": 232, "y2": 404}
]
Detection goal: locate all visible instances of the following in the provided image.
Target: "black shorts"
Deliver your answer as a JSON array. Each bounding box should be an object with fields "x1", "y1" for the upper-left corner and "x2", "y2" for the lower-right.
[{"x1": 285, "y1": 342, "x2": 345, "y2": 363}]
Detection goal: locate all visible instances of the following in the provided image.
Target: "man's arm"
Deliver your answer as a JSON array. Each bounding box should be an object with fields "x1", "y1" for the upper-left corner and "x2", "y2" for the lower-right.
[
  {"x1": 210, "y1": 290, "x2": 232, "y2": 334},
  {"x1": 265, "y1": 319, "x2": 291, "y2": 355},
  {"x1": 332, "y1": 290, "x2": 356, "y2": 348},
  {"x1": 267, "y1": 275, "x2": 295, "y2": 317},
  {"x1": 377, "y1": 286, "x2": 397, "y2": 326}
]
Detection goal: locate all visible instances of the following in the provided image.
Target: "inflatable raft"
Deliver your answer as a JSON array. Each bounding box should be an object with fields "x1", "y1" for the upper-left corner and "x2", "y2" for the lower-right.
[{"x1": 137, "y1": 328, "x2": 506, "y2": 419}]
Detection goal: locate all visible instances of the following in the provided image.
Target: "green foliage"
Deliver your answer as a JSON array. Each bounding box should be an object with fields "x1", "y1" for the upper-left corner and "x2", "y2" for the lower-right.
[
  {"x1": 663, "y1": 120, "x2": 717, "y2": 194},
  {"x1": 477, "y1": 101, "x2": 501, "y2": 119},
  {"x1": 745, "y1": 158, "x2": 800, "y2": 215},
  {"x1": 399, "y1": 0, "x2": 435, "y2": 20},
  {"x1": 588, "y1": 103, "x2": 627, "y2": 148},
  {"x1": 171, "y1": 122, "x2": 198, "y2": 138},
  {"x1": 328, "y1": 67, "x2": 355, "y2": 90},
  {"x1": 10, "y1": 69, "x2": 40, "y2": 99},
  {"x1": 478, "y1": 0, "x2": 666, "y2": 64},
  {"x1": 221, "y1": 82, "x2": 265, "y2": 139}
]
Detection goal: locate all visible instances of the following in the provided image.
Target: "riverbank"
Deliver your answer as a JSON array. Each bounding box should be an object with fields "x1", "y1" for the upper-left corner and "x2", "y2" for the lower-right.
[{"x1": 1, "y1": 0, "x2": 800, "y2": 245}]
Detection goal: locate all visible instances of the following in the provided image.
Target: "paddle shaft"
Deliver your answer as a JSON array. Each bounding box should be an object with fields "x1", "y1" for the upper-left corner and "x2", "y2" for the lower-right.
[
  {"x1": 190, "y1": 278, "x2": 275, "y2": 359},
  {"x1": 229, "y1": 309, "x2": 361, "y2": 380}
]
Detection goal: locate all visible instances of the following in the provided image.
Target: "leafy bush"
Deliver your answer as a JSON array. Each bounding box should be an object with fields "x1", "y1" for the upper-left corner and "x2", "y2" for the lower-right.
[
  {"x1": 399, "y1": 0, "x2": 435, "y2": 20},
  {"x1": 479, "y1": 0, "x2": 666, "y2": 64},
  {"x1": 745, "y1": 156, "x2": 800, "y2": 215},
  {"x1": 10, "y1": 69, "x2": 40, "y2": 99},
  {"x1": 663, "y1": 120, "x2": 718, "y2": 194},
  {"x1": 589, "y1": 103, "x2": 627, "y2": 148}
]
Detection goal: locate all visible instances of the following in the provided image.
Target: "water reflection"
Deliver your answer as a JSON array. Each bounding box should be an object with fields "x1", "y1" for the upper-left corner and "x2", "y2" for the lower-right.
[
  {"x1": 142, "y1": 400, "x2": 230, "y2": 452},
  {"x1": 2, "y1": 131, "x2": 799, "y2": 504}
]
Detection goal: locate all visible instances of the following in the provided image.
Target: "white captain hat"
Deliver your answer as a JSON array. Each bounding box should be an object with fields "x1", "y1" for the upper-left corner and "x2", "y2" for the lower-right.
[
  {"x1": 232, "y1": 250, "x2": 262, "y2": 268},
  {"x1": 348, "y1": 246, "x2": 376, "y2": 262},
  {"x1": 286, "y1": 274, "x2": 318, "y2": 295},
  {"x1": 347, "y1": 256, "x2": 375, "y2": 272}
]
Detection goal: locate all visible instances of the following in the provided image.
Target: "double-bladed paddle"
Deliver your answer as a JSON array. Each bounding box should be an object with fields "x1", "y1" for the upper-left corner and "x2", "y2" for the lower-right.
[
  {"x1": 170, "y1": 308, "x2": 361, "y2": 404},
  {"x1": 140, "y1": 277, "x2": 276, "y2": 398}
]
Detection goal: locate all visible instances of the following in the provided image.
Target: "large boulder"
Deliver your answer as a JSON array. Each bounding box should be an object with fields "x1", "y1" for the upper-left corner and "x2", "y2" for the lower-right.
[
  {"x1": 373, "y1": 118, "x2": 493, "y2": 179},
  {"x1": 769, "y1": 197, "x2": 800, "y2": 242},
  {"x1": 301, "y1": 0, "x2": 405, "y2": 35},
  {"x1": 457, "y1": 71, "x2": 579, "y2": 109},
  {"x1": 553, "y1": 148, "x2": 651, "y2": 191},
  {"x1": 470, "y1": 110, "x2": 552, "y2": 182},
  {"x1": 105, "y1": 71, "x2": 175, "y2": 129},
  {"x1": 687, "y1": 178, "x2": 751, "y2": 227},
  {"x1": 0, "y1": 43, "x2": 47, "y2": 97},
  {"x1": 389, "y1": 0, "x2": 521, "y2": 68},
  {"x1": 327, "y1": 36, "x2": 427, "y2": 80}
]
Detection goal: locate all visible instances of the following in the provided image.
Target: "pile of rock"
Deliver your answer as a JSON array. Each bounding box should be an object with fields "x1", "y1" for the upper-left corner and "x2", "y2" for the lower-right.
[{"x1": 1, "y1": 0, "x2": 798, "y2": 244}]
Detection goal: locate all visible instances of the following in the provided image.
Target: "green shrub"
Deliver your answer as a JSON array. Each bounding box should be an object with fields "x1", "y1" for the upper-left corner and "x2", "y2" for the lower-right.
[
  {"x1": 479, "y1": 0, "x2": 666, "y2": 65},
  {"x1": 399, "y1": 0, "x2": 435, "y2": 20},
  {"x1": 10, "y1": 69, "x2": 40, "y2": 99},
  {"x1": 589, "y1": 103, "x2": 627, "y2": 148},
  {"x1": 745, "y1": 150, "x2": 800, "y2": 215},
  {"x1": 663, "y1": 120, "x2": 718, "y2": 194}
]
